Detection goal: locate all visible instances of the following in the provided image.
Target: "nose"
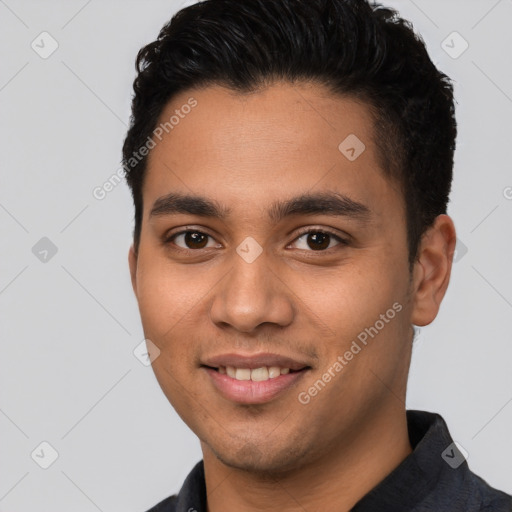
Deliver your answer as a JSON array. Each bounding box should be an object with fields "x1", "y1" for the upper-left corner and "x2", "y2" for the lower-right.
[{"x1": 209, "y1": 250, "x2": 294, "y2": 333}]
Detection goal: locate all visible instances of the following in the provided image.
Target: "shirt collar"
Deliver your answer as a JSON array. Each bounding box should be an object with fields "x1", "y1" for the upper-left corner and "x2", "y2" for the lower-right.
[{"x1": 351, "y1": 409, "x2": 460, "y2": 511}]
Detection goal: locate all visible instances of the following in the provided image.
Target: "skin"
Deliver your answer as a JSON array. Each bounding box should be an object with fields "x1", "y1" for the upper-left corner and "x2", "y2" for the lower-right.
[{"x1": 129, "y1": 81, "x2": 456, "y2": 511}]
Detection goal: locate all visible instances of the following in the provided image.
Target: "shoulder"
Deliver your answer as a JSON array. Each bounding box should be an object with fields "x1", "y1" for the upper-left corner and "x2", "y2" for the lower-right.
[{"x1": 468, "y1": 472, "x2": 512, "y2": 512}]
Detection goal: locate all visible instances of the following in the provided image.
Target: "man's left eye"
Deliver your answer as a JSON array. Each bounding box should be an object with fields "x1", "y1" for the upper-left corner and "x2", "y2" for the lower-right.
[{"x1": 290, "y1": 230, "x2": 348, "y2": 251}]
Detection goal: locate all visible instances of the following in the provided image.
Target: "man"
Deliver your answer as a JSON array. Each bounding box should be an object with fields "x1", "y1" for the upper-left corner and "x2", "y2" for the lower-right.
[{"x1": 123, "y1": 0, "x2": 512, "y2": 510}]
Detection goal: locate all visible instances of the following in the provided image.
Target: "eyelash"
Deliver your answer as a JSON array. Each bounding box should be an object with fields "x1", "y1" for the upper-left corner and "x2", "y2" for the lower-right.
[{"x1": 163, "y1": 227, "x2": 349, "y2": 254}]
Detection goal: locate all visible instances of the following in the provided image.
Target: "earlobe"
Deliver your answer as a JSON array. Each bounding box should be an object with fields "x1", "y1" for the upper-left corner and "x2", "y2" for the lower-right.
[
  {"x1": 410, "y1": 214, "x2": 457, "y2": 326},
  {"x1": 128, "y1": 244, "x2": 138, "y2": 299}
]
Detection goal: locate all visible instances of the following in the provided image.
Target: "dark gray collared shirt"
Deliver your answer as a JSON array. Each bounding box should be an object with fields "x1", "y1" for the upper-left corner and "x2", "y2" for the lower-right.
[{"x1": 145, "y1": 410, "x2": 512, "y2": 511}]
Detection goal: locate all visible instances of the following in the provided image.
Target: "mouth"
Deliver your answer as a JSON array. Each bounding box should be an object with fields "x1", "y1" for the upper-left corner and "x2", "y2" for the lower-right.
[
  {"x1": 202, "y1": 365, "x2": 307, "y2": 382},
  {"x1": 200, "y1": 354, "x2": 312, "y2": 404}
]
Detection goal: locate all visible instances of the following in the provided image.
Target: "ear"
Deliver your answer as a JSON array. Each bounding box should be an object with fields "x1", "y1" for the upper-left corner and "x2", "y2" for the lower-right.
[
  {"x1": 410, "y1": 214, "x2": 457, "y2": 326},
  {"x1": 128, "y1": 244, "x2": 138, "y2": 299}
]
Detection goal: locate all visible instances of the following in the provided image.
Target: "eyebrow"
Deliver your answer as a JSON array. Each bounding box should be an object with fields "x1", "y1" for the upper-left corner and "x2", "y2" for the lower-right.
[{"x1": 149, "y1": 191, "x2": 372, "y2": 224}]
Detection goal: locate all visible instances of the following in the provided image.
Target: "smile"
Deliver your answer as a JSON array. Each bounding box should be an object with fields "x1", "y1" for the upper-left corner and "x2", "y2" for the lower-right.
[
  {"x1": 218, "y1": 365, "x2": 292, "y2": 381},
  {"x1": 202, "y1": 365, "x2": 310, "y2": 404}
]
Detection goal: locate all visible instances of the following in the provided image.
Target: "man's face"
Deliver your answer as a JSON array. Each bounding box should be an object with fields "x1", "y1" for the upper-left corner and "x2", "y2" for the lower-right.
[{"x1": 129, "y1": 82, "x2": 417, "y2": 473}]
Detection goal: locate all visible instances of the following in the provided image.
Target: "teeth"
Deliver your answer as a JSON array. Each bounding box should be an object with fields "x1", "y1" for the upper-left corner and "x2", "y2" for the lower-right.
[
  {"x1": 268, "y1": 366, "x2": 281, "y2": 378},
  {"x1": 235, "y1": 368, "x2": 251, "y2": 380},
  {"x1": 251, "y1": 367, "x2": 269, "y2": 381},
  {"x1": 220, "y1": 365, "x2": 295, "y2": 381}
]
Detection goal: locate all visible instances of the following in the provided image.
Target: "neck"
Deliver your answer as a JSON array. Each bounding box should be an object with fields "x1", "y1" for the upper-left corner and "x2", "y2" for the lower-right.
[{"x1": 202, "y1": 404, "x2": 413, "y2": 512}]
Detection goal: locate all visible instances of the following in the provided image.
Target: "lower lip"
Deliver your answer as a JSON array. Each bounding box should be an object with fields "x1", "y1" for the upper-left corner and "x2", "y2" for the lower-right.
[{"x1": 203, "y1": 367, "x2": 309, "y2": 404}]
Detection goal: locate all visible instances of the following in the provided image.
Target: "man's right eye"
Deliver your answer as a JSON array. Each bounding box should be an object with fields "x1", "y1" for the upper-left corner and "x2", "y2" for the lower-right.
[{"x1": 164, "y1": 230, "x2": 221, "y2": 251}]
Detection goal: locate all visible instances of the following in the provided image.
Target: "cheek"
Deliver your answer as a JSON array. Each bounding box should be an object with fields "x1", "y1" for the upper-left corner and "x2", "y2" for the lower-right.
[
  {"x1": 150, "y1": 355, "x2": 206, "y2": 435},
  {"x1": 300, "y1": 259, "x2": 404, "y2": 342},
  {"x1": 134, "y1": 256, "x2": 218, "y2": 378},
  {"x1": 135, "y1": 257, "x2": 199, "y2": 339}
]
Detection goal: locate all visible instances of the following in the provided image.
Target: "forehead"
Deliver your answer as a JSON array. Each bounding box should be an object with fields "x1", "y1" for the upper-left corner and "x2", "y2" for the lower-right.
[{"x1": 143, "y1": 82, "x2": 403, "y2": 223}]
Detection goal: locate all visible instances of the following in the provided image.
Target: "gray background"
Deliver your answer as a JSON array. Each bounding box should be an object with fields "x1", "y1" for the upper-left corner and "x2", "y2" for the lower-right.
[{"x1": 1, "y1": 0, "x2": 511, "y2": 510}]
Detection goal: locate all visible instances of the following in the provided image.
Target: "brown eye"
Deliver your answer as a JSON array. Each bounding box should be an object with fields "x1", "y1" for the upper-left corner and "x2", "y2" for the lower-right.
[
  {"x1": 305, "y1": 232, "x2": 330, "y2": 250},
  {"x1": 168, "y1": 231, "x2": 218, "y2": 250},
  {"x1": 291, "y1": 229, "x2": 347, "y2": 252},
  {"x1": 184, "y1": 232, "x2": 208, "y2": 249}
]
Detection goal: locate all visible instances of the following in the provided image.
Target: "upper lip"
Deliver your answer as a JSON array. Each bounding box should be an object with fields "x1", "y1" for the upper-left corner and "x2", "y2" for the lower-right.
[{"x1": 201, "y1": 352, "x2": 311, "y2": 371}]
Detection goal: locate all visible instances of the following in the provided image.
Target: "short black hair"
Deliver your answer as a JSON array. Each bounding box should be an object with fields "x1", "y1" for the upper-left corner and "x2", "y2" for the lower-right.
[{"x1": 122, "y1": 0, "x2": 457, "y2": 269}]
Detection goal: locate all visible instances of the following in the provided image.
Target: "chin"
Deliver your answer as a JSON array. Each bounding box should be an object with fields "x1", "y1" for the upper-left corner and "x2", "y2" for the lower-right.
[{"x1": 208, "y1": 437, "x2": 309, "y2": 477}]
